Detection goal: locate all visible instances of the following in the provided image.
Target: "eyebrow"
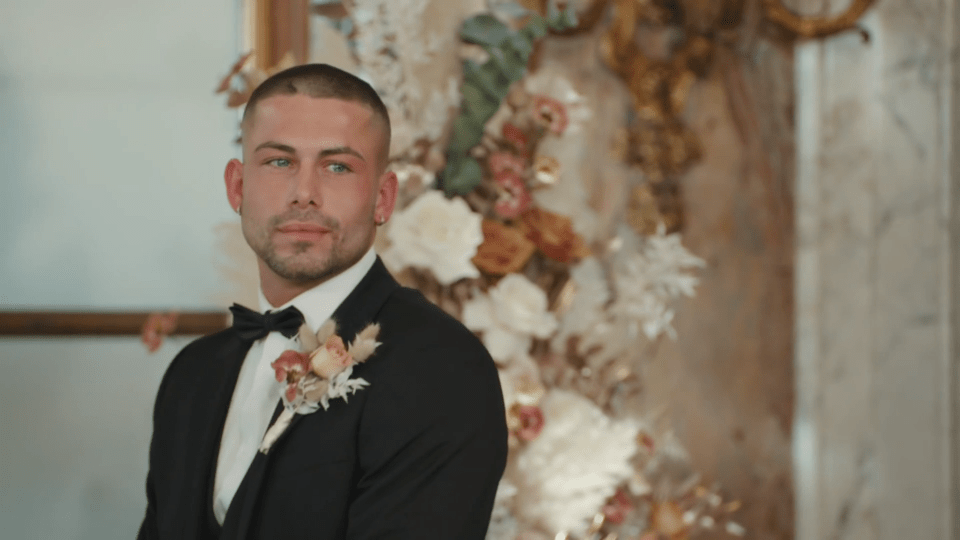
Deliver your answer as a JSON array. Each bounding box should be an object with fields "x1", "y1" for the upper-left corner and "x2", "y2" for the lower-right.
[{"x1": 253, "y1": 141, "x2": 366, "y2": 163}]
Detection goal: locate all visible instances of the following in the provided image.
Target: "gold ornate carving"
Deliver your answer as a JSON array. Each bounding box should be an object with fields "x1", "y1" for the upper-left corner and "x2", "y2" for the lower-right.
[
  {"x1": 764, "y1": 0, "x2": 877, "y2": 39},
  {"x1": 586, "y1": 0, "x2": 876, "y2": 233}
]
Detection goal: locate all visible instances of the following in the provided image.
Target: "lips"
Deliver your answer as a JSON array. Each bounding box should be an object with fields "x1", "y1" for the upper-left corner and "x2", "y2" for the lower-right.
[
  {"x1": 277, "y1": 223, "x2": 330, "y2": 233},
  {"x1": 276, "y1": 222, "x2": 332, "y2": 240}
]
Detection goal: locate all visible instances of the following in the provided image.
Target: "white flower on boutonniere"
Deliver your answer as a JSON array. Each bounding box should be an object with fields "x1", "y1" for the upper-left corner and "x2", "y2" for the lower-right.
[
  {"x1": 381, "y1": 189, "x2": 484, "y2": 285},
  {"x1": 462, "y1": 273, "x2": 557, "y2": 365},
  {"x1": 258, "y1": 319, "x2": 381, "y2": 454}
]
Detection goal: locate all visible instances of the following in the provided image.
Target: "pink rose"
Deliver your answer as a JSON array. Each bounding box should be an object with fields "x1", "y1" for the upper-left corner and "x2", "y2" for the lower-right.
[
  {"x1": 502, "y1": 123, "x2": 529, "y2": 155},
  {"x1": 532, "y1": 95, "x2": 568, "y2": 135},
  {"x1": 272, "y1": 350, "x2": 311, "y2": 384},
  {"x1": 310, "y1": 334, "x2": 355, "y2": 379},
  {"x1": 494, "y1": 171, "x2": 533, "y2": 219},
  {"x1": 272, "y1": 350, "x2": 311, "y2": 402},
  {"x1": 488, "y1": 151, "x2": 526, "y2": 177},
  {"x1": 515, "y1": 405, "x2": 545, "y2": 441},
  {"x1": 602, "y1": 489, "x2": 633, "y2": 525}
]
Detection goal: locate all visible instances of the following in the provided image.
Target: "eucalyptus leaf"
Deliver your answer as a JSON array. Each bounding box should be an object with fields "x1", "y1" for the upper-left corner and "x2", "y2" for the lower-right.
[
  {"x1": 460, "y1": 82, "x2": 499, "y2": 126},
  {"x1": 553, "y1": 3, "x2": 580, "y2": 30},
  {"x1": 485, "y1": 47, "x2": 526, "y2": 86},
  {"x1": 460, "y1": 14, "x2": 511, "y2": 48},
  {"x1": 546, "y1": 0, "x2": 560, "y2": 21},
  {"x1": 463, "y1": 60, "x2": 509, "y2": 101},
  {"x1": 506, "y1": 33, "x2": 534, "y2": 60},
  {"x1": 521, "y1": 15, "x2": 549, "y2": 41},
  {"x1": 442, "y1": 156, "x2": 484, "y2": 195},
  {"x1": 448, "y1": 114, "x2": 485, "y2": 153}
]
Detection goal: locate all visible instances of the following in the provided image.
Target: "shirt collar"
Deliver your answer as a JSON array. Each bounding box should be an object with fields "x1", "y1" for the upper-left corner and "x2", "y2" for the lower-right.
[{"x1": 257, "y1": 247, "x2": 377, "y2": 335}]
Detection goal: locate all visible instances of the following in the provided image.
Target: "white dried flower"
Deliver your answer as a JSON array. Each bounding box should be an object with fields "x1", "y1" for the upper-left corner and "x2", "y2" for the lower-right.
[
  {"x1": 347, "y1": 0, "x2": 458, "y2": 156},
  {"x1": 513, "y1": 390, "x2": 639, "y2": 535},
  {"x1": 611, "y1": 225, "x2": 704, "y2": 340}
]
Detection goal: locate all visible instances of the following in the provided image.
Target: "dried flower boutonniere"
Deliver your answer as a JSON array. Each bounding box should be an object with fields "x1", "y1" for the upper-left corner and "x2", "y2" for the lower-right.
[{"x1": 258, "y1": 319, "x2": 381, "y2": 454}]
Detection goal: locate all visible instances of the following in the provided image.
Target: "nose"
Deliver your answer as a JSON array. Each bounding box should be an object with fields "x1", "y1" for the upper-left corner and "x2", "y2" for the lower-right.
[{"x1": 289, "y1": 162, "x2": 322, "y2": 209}]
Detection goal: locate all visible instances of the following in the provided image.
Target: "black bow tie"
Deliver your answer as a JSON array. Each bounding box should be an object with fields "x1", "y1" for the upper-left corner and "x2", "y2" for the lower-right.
[{"x1": 229, "y1": 303, "x2": 305, "y2": 342}]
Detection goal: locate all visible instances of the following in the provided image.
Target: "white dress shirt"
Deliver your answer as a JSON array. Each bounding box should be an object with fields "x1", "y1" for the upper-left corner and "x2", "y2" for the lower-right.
[{"x1": 212, "y1": 248, "x2": 377, "y2": 524}]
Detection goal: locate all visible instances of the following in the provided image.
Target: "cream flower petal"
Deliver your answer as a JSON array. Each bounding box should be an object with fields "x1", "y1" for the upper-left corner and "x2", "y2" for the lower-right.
[
  {"x1": 483, "y1": 327, "x2": 531, "y2": 365},
  {"x1": 462, "y1": 294, "x2": 495, "y2": 332}
]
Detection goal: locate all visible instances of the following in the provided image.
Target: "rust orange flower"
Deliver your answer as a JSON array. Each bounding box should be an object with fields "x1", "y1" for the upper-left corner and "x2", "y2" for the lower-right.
[
  {"x1": 519, "y1": 207, "x2": 591, "y2": 263},
  {"x1": 472, "y1": 219, "x2": 536, "y2": 275}
]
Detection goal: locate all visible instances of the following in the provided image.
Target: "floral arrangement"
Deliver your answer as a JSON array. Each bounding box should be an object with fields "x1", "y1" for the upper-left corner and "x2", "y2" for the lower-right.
[
  {"x1": 259, "y1": 319, "x2": 381, "y2": 454},
  {"x1": 208, "y1": 1, "x2": 746, "y2": 538}
]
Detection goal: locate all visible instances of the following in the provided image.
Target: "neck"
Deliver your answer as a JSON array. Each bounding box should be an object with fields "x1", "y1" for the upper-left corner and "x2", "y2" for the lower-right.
[
  {"x1": 259, "y1": 276, "x2": 325, "y2": 308},
  {"x1": 257, "y1": 248, "x2": 374, "y2": 308}
]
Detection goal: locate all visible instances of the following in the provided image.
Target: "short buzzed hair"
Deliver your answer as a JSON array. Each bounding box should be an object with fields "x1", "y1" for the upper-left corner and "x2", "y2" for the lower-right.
[{"x1": 242, "y1": 64, "x2": 392, "y2": 164}]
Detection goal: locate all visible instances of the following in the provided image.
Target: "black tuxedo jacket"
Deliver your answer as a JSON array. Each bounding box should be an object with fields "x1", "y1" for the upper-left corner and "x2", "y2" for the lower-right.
[{"x1": 138, "y1": 259, "x2": 508, "y2": 540}]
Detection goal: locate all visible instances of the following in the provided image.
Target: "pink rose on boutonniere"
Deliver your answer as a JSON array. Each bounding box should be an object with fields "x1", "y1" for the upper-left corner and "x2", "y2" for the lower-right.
[
  {"x1": 272, "y1": 350, "x2": 311, "y2": 402},
  {"x1": 309, "y1": 334, "x2": 354, "y2": 379},
  {"x1": 259, "y1": 319, "x2": 382, "y2": 454}
]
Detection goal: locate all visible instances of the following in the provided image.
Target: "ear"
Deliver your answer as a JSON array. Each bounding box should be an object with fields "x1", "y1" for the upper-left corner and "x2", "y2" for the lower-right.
[
  {"x1": 224, "y1": 158, "x2": 244, "y2": 213},
  {"x1": 374, "y1": 170, "x2": 399, "y2": 224}
]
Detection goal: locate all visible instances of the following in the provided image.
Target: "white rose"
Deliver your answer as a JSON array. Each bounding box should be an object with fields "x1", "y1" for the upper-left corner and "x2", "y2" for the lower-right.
[
  {"x1": 383, "y1": 190, "x2": 483, "y2": 285},
  {"x1": 488, "y1": 274, "x2": 557, "y2": 337},
  {"x1": 463, "y1": 273, "x2": 558, "y2": 364}
]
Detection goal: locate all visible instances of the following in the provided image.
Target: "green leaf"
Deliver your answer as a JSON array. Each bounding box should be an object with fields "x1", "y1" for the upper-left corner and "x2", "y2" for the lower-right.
[
  {"x1": 463, "y1": 60, "x2": 509, "y2": 102},
  {"x1": 448, "y1": 114, "x2": 485, "y2": 153},
  {"x1": 520, "y1": 14, "x2": 548, "y2": 41},
  {"x1": 442, "y1": 155, "x2": 484, "y2": 195},
  {"x1": 460, "y1": 14, "x2": 511, "y2": 48},
  {"x1": 460, "y1": 81, "x2": 500, "y2": 126},
  {"x1": 546, "y1": 0, "x2": 560, "y2": 21},
  {"x1": 485, "y1": 47, "x2": 526, "y2": 85},
  {"x1": 553, "y1": 3, "x2": 580, "y2": 30},
  {"x1": 506, "y1": 33, "x2": 534, "y2": 60}
]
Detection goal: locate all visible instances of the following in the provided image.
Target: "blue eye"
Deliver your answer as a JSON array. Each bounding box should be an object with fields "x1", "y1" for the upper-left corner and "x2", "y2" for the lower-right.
[
  {"x1": 267, "y1": 158, "x2": 291, "y2": 167},
  {"x1": 328, "y1": 163, "x2": 351, "y2": 173}
]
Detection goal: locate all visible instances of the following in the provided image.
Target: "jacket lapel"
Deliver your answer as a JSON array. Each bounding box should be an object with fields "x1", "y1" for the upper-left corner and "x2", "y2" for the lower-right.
[
  {"x1": 179, "y1": 331, "x2": 251, "y2": 540},
  {"x1": 220, "y1": 257, "x2": 401, "y2": 540}
]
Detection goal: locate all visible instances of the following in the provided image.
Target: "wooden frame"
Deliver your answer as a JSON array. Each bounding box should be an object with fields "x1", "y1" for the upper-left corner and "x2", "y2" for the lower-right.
[
  {"x1": 247, "y1": 0, "x2": 310, "y2": 71},
  {"x1": 0, "y1": 311, "x2": 227, "y2": 336}
]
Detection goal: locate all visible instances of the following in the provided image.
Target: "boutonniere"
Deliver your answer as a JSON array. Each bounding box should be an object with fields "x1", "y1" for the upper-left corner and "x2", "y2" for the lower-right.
[{"x1": 258, "y1": 319, "x2": 381, "y2": 454}]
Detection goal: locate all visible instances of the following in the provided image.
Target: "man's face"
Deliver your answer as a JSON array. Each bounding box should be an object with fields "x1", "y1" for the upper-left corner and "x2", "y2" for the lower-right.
[{"x1": 225, "y1": 94, "x2": 396, "y2": 289}]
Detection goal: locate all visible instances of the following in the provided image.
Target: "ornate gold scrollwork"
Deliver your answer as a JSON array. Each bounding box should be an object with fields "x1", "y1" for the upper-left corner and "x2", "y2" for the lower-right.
[{"x1": 764, "y1": 0, "x2": 877, "y2": 39}]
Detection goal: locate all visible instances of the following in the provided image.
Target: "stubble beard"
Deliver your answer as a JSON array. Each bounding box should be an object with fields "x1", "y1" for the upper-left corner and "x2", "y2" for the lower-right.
[{"x1": 248, "y1": 212, "x2": 375, "y2": 285}]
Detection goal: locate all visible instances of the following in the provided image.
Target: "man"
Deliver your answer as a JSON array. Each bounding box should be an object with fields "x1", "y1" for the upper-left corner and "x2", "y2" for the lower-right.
[{"x1": 138, "y1": 64, "x2": 508, "y2": 540}]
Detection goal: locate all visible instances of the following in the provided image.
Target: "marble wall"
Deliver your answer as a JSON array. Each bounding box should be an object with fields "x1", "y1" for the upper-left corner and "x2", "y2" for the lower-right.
[{"x1": 794, "y1": 0, "x2": 959, "y2": 537}]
